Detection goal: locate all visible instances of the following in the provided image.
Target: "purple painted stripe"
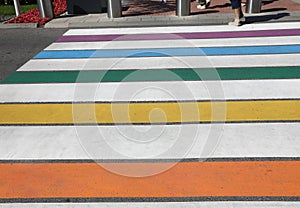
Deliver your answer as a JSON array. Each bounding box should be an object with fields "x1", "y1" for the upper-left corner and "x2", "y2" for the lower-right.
[{"x1": 57, "y1": 29, "x2": 300, "y2": 42}]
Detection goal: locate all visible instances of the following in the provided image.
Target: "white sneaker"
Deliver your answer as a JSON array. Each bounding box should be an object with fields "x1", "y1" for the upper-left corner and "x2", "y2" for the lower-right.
[
  {"x1": 197, "y1": 4, "x2": 206, "y2": 9},
  {"x1": 197, "y1": 0, "x2": 210, "y2": 9}
]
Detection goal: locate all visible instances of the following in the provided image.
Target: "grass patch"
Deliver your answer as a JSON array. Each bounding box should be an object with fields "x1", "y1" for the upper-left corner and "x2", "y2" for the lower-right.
[{"x1": 0, "y1": 4, "x2": 37, "y2": 15}]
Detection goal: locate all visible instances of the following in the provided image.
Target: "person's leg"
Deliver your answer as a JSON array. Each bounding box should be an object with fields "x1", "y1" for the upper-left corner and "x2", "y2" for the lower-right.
[{"x1": 229, "y1": 0, "x2": 243, "y2": 26}]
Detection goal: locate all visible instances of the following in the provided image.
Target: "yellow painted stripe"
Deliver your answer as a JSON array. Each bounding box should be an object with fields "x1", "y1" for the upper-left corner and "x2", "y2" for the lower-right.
[{"x1": 0, "y1": 100, "x2": 299, "y2": 125}]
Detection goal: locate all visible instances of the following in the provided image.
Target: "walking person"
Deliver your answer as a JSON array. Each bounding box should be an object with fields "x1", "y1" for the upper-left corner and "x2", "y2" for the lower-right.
[{"x1": 229, "y1": 0, "x2": 244, "y2": 26}]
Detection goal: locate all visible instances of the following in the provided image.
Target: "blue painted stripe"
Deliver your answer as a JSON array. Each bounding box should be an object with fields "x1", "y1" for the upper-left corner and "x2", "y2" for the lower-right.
[{"x1": 34, "y1": 45, "x2": 300, "y2": 59}]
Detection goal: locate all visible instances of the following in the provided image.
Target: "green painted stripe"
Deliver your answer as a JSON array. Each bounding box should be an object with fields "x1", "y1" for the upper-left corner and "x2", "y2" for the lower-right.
[{"x1": 2, "y1": 67, "x2": 300, "y2": 84}]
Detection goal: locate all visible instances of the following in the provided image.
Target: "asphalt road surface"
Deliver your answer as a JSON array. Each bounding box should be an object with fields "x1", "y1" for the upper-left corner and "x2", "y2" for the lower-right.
[{"x1": 0, "y1": 28, "x2": 67, "y2": 82}]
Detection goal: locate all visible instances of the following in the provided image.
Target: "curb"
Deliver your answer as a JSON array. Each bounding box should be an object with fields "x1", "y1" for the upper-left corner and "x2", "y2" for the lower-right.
[
  {"x1": 1, "y1": 11, "x2": 300, "y2": 29},
  {"x1": 44, "y1": 14, "x2": 234, "y2": 28},
  {"x1": 0, "y1": 23, "x2": 38, "y2": 28},
  {"x1": 45, "y1": 11, "x2": 300, "y2": 29}
]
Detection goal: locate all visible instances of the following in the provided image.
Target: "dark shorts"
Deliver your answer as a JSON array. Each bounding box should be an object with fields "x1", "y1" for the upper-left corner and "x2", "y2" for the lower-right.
[{"x1": 230, "y1": 0, "x2": 241, "y2": 9}]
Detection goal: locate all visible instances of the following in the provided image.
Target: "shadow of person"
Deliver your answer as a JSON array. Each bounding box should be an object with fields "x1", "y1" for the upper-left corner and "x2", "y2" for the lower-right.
[
  {"x1": 261, "y1": 7, "x2": 287, "y2": 13},
  {"x1": 191, "y1": 10, "x2": 220, "y2": 15},
  {"x1": 245, "y1": 12, "x2": 290, "y2": 24},
  {"x1": 209, "y1": 3, "x2": 232, "y2": 9},
  {"x1": 123, "y1": 0, "x2": 177, "y2": 16},
  {"x1": 261, "y1": 0, "x2": 280, "y2": 7}
]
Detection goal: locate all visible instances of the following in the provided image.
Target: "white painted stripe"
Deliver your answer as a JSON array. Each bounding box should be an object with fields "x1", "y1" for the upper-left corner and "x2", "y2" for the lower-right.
[
  {"x1": 1, "y1": 202, "x2": 300, "y2": 207},
  {"x1": 0, "y1": 80, "x2": 299, "y2": 103},
  {"x1": 0, "y1": 123, "x2": 299, "y2": 159},
  {"x1": 46, "y1": 36, "x2": 300, "y2": 51},
  {"x1": 63, "y1": 22, "x2": 300, "y2": 36},
  {"x1": 18, "y1": 54, "x2": 300, "y2": 71}
]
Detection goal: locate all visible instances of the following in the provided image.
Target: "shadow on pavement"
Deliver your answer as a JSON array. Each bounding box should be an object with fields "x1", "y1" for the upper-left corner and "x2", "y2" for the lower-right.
[
  {"x1": 123, "y1": 0, "x2": 176, "y2": 16},
  {"x1": 261, "y1": 7, "x2": 287, "y2": 12},
  {"x1": 262, "y1": 0, "x2": 280, "y2": 6},
  {"x1": 191, "y1": 10, "x2": 220, "y2": 15},
  {"x1": 245, "y1": 12, "x2": 290, "y2": 24},
  {"x1": 208, "y1": 2, "x2": 232, "y2": 9}
]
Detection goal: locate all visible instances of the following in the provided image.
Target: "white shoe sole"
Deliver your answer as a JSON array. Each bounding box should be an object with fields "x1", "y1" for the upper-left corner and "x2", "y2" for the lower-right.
[
  {"x1": 197, "y1": 5, "x2": 206, "y2": 9},
  {"x1": 197, "y1": 0, "x2": 210, "y2": 10}
]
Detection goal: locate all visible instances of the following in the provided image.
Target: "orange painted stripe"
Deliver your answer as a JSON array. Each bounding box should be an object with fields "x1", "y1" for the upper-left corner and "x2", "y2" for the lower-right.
[{"x1": 0, "y1": 161, "x2": 299, "y2": 199}]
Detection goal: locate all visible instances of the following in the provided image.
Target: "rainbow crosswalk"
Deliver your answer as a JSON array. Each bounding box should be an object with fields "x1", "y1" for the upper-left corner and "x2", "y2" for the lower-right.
[{"x1": 0, "y1": 22, "x2": 300, "y2": 207}]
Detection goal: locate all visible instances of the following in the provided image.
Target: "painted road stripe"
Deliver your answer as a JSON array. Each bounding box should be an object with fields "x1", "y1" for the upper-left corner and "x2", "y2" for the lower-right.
[
  {"x1": 57, "y1": 29, "x2": 300, "y2": 42},
  {"x1": 0, "y1": 124, "x2": 299, "y2": 159},
  {"x1": 0, "y1": 80, "x2": 299, "y2": 103},
  {"x1": 64, "y1": 22, "x2": 300, "y2": 36},
  {"x1": 33, "y1": 45, "x2": 300, "y2": 59},
  {"x1": 1, "y1": 202, "x2": 300, "y2": 208},
  {"x1": 2, "y1": 67, "x2": 300, "y2": 84},
  {"x1": 0, "y1": 100, "x2": 299, "y2": 125},
  {"x1": 1, "y1": 24, "x2": 299, "y2": 205},
  {"x1": 19, "y1": 54, "x2": 300, "y2": 71},
  {"x1": 46, "y1": 36, "x2": 300, "y2": 50},
  {"x1": 0, "y1": 161, "x2": 299, "y2": 200}
]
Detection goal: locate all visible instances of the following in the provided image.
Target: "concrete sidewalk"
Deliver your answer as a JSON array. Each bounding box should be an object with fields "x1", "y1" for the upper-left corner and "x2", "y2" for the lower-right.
[
  {"x1": 45, "y1": 11, "x2": 300, "y2": 28},
  {"x1": 45, "y1": 0, "x2": 300, "y2": 28}
]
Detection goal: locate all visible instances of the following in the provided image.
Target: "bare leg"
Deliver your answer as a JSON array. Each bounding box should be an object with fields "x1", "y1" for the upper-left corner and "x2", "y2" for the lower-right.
[
  {"x1": 229, "y1": 6, "x2": 243, "y2": 26},
  {"x1": 229, "y1": 0, "x2": 243, "y2": 26},
  {"x1": 234, "y1": 7, "x2": 243, "y2": 20}
]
